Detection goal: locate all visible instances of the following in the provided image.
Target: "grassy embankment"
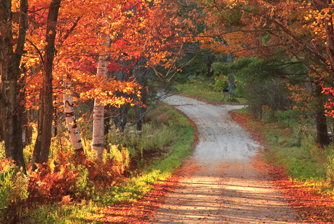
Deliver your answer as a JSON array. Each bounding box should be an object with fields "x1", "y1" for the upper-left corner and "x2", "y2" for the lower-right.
[
  {"x1": 175, "y1": 76, "x2": 247, "y2": 104},
  {"x1": 0, "y1": 103, "x2": 195, "y2": 223},
  {"x1": 233, "y1": 108, "x2": 334, "y2": 183}
]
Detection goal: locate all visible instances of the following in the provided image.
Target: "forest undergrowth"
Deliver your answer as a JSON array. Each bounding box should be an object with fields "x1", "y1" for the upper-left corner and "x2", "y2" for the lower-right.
[{"x1": 0, "y1": 103, "x2": 194, "y2": 223}]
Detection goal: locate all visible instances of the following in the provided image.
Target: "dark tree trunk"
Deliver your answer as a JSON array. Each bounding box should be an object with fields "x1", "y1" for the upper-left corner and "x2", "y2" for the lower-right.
[
  {"x1": 119, "y1": 106, "x2": 128, "y2": 133},
  {"x1": 20, "y1": 75, "x2": 28, "y2": 147},
  {"x1": 135, "y1": 69, "x2": 148, "y2": 131},
  {"x1": 315, "y1": 81, "x2": 330, "y2": 147},
  {"x1": 206, "y1": 56, "x2": 215, "y2": 77},
  {"x1": 206, "y1": 62, "x2": 214, "y2": 77},
  {"x1": 54, "y1": 96, "x2": 57, "y2": 137},
  {"x1": 22, "y1": 108, "x2": 28, "y2": 146},
  {"x1": 0, "y1": 0, "x2": 28, "y2": 171},
  {"x1": 135, "y1": 105, "x2": 142, "y2": 131},
  {"x1": 32, "y1": 89, "x2": 44, "y2": 170},
  {"x1": 0, "y1": 108, "x2": 2, "y2": 142},
  {"x1": 104, "y1": 105, "x2": 111, "y2": 150},
  {"x1": 26, "y1": 109, "x2": 34, "y2": 145},
  {"x1": 39, "y1": 0, "x2": 61, "y2": 164}
]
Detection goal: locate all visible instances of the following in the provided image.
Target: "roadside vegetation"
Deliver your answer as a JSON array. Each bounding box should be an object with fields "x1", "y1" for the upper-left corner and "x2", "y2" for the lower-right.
[
  {"x1": 178, "y1": 53, "x2": 334, "y2": 221},
  {"x1": 231, "y1": 108, "x2": 334, "y2": 222},
  {"x1": 175, "y1": 76, "x2": 247, "y2": 104},
  {"x1": 173, "y1": 57, "x2": 247, "y2": 104},
  {"x1": 233, "y1": 108, "x2": 334, "y2": 184},
  {"x1": 0, "y1": 103, "x2": 194, "y2": 223}
]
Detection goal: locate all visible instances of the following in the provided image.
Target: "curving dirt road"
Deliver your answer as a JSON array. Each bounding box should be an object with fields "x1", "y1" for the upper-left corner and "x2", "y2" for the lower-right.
[{"x1": 151, "y1": 95, "x2": 302, "y2": 223}]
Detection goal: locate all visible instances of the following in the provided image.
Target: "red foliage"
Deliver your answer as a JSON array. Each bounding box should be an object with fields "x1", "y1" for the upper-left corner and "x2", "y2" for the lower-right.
[
  {"x1": 27, "y1": 151, "x2": 129, "y2": 204},
  {"x1": 323, "y1": 87, "x2": 334, "y2": 117},
  {"x1": 71, "y1": 151, "x2": 128, "y2": 190},
  {"x1": 28, "y1": 153, "x2": 80, "y2": 203}
]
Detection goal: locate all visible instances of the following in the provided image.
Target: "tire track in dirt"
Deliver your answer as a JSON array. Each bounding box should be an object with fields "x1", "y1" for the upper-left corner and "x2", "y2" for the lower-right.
[{"x1": 151, "y1": 95, "x2": 302, "y2": 223}]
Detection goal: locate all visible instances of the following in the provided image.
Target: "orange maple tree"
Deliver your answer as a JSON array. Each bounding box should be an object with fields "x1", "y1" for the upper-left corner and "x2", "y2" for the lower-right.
[{"x1": 1, "y1": 0, "x2": 199, "y2": 167}]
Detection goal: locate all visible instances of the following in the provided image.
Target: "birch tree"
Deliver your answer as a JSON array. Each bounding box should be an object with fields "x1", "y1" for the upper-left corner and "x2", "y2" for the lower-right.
[
  {"x1": 92, "y1": 37, "x2": 109, "y2": 160},
  {"x1": 63, "y1": 78, "x2": 84, "y2": 152}
]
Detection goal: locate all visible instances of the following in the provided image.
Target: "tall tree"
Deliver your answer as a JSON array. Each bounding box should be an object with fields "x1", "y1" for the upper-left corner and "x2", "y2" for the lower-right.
[
  {"x1": 32, "y1": 0, "x2": 61, "y2": 168},
  {"x1": 0, "y1": 0, "x2": 28, "y2": 170},
  {"x1": 63, "y1": 77, "x2": 83, "y2": 152},
  {"x1": 92, "y1": 36, "x2": 109, "y2": 160}
]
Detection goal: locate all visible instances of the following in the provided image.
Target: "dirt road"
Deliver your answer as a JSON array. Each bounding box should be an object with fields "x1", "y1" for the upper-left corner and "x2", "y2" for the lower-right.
[{"x1": 151, "y1": 95, "x2": 301, "y2": 223}]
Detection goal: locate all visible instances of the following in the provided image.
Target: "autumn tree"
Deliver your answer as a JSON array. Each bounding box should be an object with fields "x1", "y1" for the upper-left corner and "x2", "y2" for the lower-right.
[
  {"x1": 1, "y1": 0, "x2": 201, "y2": 166},
  {"x1": 24, "y1": 0, "x2": 143, "y2": 163},
  {"x1": 0, "y1": 0, "x2": 28, "y2": 170},
  {"x1": 195, "y1": 0, "x2": 334, "y2": 146},
  {"x1": 35, "y1": 0, "x2": 62, "y2": 167}
]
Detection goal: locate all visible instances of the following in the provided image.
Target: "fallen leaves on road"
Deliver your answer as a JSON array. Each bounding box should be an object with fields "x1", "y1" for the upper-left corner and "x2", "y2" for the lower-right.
[
  {"x1": 87, "y1": 158, "x2": 202, "y2": 223},
  {"x1": 89, "y1": 175, "x2": 180, "y2": 223},
  {"x1": 268, "y1": 164, "x2": 334, "y2": 223}
]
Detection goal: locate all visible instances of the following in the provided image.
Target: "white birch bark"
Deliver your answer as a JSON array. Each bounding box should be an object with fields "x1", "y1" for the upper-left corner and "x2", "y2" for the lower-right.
[
  {"x1": 63, "y1": 79, "x2": 83, "y2": 152},
  {"x1": 92, "y1": 39, "x2": 109, "y2": 160}
]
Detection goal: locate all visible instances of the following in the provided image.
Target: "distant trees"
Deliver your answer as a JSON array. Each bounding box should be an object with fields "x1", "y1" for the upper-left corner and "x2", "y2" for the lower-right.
[{"x1": 194, "y1": 0, "x2": 334, "y2": 147}]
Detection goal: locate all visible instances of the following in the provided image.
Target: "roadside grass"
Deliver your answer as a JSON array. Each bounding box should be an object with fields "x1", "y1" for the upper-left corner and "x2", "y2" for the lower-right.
[
  {"x1": 0, "y1": 103, "x2": 194, "y2": 223},
  {"x1": 231, "y1": 108, "x2": 334, "y2": 222},
  {"x1": 175, "y1": 79, "x2": 247, "y2": 104},
  {"x1": 232, "y1": 108, "x2": 334, "y2": 186}
]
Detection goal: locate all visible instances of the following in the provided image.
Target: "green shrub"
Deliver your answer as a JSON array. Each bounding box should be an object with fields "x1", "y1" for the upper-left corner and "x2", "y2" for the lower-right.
[
  {"x1": 274, "y1": 109, "x2": 300, "y2": 127},
  {"x1": 326, "y1": 155, "x2": 334, "y2": 187},
  {"x1": 0, "y1": 142, "x2": 5, "y2": 159},
  {"x1": 213, "y1": 75, "x2": 228, "y2": 91},
  {"x1": 106, "y1": 105, "x2": 177, "y2": 160}
]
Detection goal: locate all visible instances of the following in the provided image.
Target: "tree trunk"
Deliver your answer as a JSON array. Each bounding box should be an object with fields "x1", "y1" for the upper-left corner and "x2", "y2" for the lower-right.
[
  {"x1": 0, "y1": 0, "x2": 28, "y2": 171},
  {"x1": 32, "y1": 89, "x2": 44, "y2": 170},
  {"x1": 104, "y1": 105, "x2": 111, "y2": 150},
  {"x1": 0, "y1": 108, "x2": 2, "y2": 142},
  {"x1": 39, "y1": 0, "x2": 61, "y2": 164},
  {"x1": 119, "y1": 106, "x2": 128, "y2": 133},
  {"x1": 135, "y1": 105, "x2": 143, "y2": 131},
  {"x1": 63, "y1": 79, "x2": 84, "y2": 152},
  {"x1": 315, "y1": 81, "x2": 330, "y2": 147},
  {"x1": 26, "y1": 109, "x2": 34, "y2": 145},
  {"x1": 206, "y1": 62, "x2": 214, "y2": 77},
  {"x1": 135, "y1": 70, "x2": 148, "y2": 131},
  {"x1": 54, "y1": 95, "x2": 58, "y2": 137},
  {"x1": 206, "y1": 56, "x2": 215, "y2": 77},
  {"x1": 92, "y1": 39, "x2": 109, "y2": 160},
  {"x1": 22, "y1": 108, "x2": 28, "y2": 146}
]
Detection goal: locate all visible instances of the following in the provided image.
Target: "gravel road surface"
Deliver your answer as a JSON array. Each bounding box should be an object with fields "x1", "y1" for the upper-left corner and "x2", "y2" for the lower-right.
[{"x1": 151, "y1": 95, "x2": 301, "y2": 223}]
